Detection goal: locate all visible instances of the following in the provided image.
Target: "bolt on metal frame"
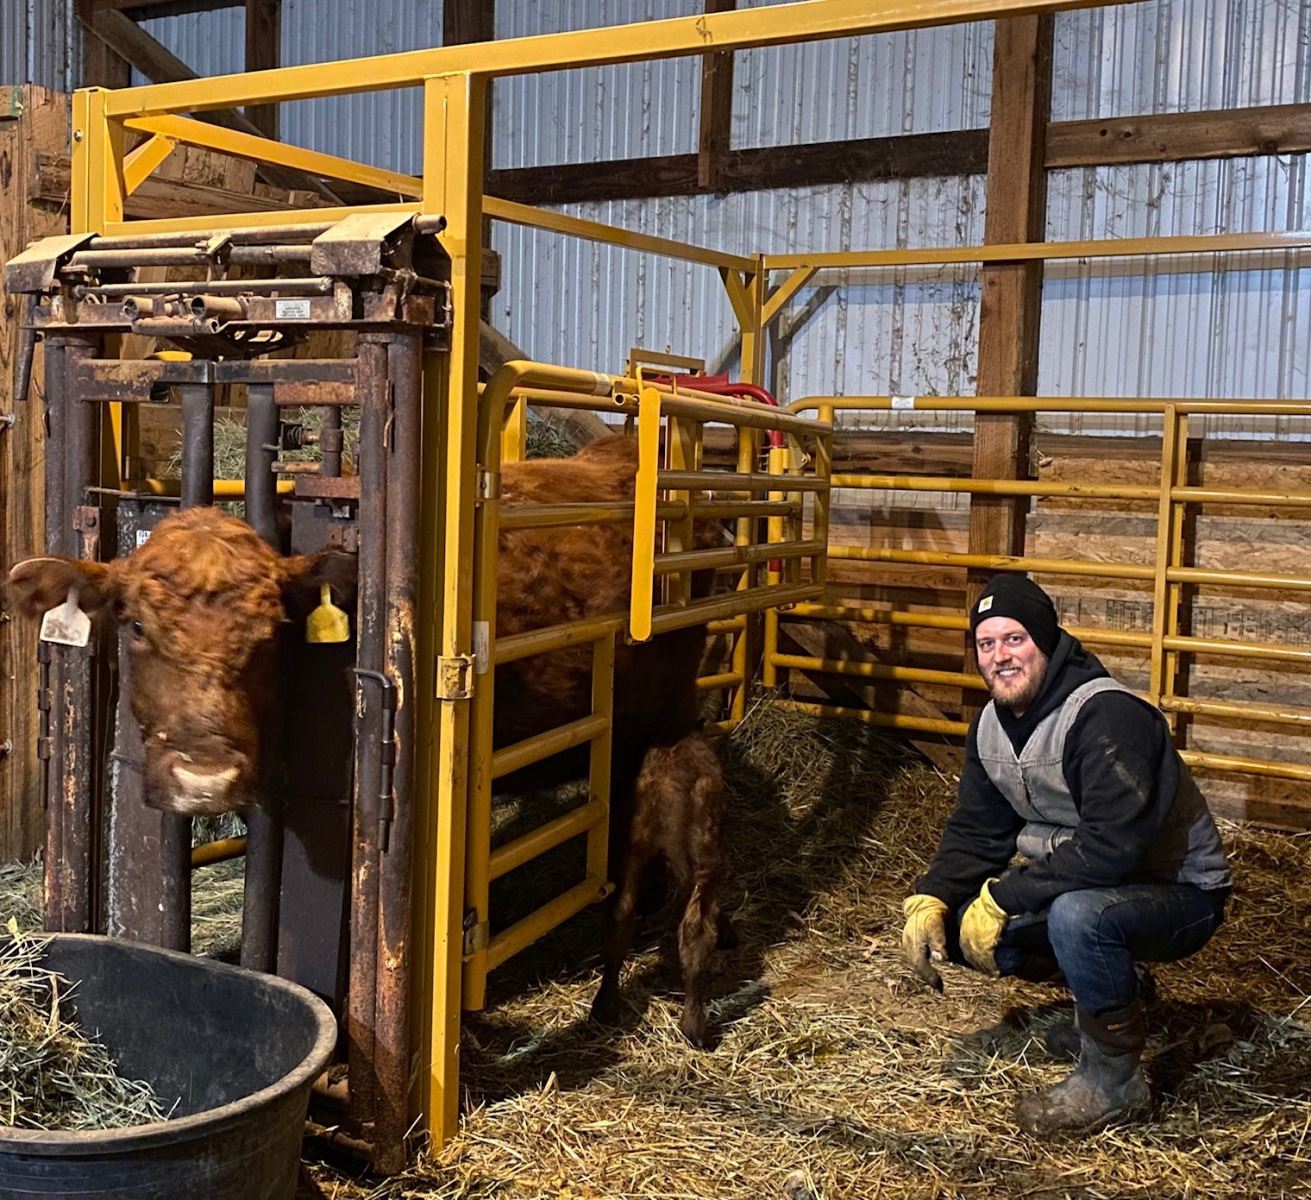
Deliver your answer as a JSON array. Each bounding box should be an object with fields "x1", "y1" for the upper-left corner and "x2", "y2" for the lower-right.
[{"x1": 60, "y1": 0, "x2": 1310, "y2": 1157}]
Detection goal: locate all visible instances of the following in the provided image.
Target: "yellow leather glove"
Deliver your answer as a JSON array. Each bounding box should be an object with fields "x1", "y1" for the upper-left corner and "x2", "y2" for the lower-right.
[
  {"x1": 901, "y1": 894, "x2": 949, "y2": 991},
  {"x1": 959, "y1": 879, "x2": 1009, "y2": 976}
]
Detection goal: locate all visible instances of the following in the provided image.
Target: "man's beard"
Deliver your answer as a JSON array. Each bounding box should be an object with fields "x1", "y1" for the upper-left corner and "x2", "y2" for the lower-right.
[{"x1": 988, "y1": 660, "x2": 1047, "y2": 712}]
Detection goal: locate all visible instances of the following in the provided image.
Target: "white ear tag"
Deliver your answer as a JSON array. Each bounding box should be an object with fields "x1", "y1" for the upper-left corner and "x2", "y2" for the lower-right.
[{"x1": 39, "y1": 588, "x2": 91, "y2": 648}]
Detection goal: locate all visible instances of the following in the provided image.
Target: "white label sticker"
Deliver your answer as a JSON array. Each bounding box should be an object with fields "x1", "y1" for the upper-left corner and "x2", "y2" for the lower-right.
[
  {"x1": 40, "y1": 588, "x2": 91, "y2": 648},
  {"x1": 274, "y1": 298, "x2": 313, "y2": 320},
  {"x1": 890, "y1": 395, "x2": 917, "y2": 410},
  {"x1": 135, "y1": 528, "x2": 151, "y2": 548},
  {"x1": 977, "y1": 594, "x2": 994, "y2": 613},
  {"x1": 473, "y1": 621, "x2": 490, "y2": 674}
]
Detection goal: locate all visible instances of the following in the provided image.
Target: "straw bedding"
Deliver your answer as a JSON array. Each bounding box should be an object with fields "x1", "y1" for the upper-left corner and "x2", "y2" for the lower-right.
[{"x1": 300, "y1": 696, "x2": 1311, "y2": 1199}]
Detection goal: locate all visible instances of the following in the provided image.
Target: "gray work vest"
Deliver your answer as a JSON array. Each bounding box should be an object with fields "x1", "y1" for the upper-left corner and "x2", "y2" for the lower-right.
[{"x1": 976, "y1": 677, "x2": 1231, "y2": 890}]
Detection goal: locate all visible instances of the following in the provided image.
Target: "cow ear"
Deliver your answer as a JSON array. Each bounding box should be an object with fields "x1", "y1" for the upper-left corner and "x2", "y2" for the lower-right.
[
  {"x1": 5, "y1": 557, "x2": 117, "y2": 620},
  {"x1": 280, "y1": 548, "x2": 358, "y2": 619}
]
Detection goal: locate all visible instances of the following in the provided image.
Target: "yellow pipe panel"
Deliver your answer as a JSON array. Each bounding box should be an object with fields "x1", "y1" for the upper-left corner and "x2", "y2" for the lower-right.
[
  {"x1": 490, "y1": 714, "x2": 610, "y2": 781},
  {"x1": 485, "y1": 877, "x2": 613, "y2": 973},
  {"x1": 790, "y1": 396, "x2": 1311, "y2": 418},
  {"x1": 122, "y1": 132, "x2": 177, "y2": 195},
  {"x1": 488, "y1": 800, "x2": 608, "y2": 883},
  {"x1": 770, "y1": 652, "x2": 989, "y2": 691},
  {"x1": 828, "y1": 546, "x2": 1156, "y2": 581},
  {"x1": 780, "y1": 699, "x2": 969, "y2": 737}
]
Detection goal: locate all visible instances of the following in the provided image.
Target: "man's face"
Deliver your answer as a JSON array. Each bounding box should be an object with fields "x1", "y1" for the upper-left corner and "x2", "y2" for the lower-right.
[{"x1": 975, "y1": 615, "x2": 1048, "y2": 713}]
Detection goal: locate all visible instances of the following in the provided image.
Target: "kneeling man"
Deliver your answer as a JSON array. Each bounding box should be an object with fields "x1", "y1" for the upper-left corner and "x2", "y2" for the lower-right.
[{"x1": 901, "y1": 574, "x2": 1231, "y2": 1135}]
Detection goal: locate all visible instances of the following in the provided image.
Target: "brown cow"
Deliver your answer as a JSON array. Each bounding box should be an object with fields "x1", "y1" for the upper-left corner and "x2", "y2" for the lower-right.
[{"x1": 6, "y1": 434, "x2": 728, "y2": 1043}]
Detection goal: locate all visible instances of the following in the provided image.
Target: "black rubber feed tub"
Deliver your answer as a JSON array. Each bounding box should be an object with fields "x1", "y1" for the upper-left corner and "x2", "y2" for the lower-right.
[{"x1": 0, "y1": 934, "x2": 337, "y2": 1200}]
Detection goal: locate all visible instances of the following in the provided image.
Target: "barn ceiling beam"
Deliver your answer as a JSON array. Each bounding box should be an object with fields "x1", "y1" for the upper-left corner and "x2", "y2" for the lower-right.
[
  {"x1": 244, "y1": 0, "x2": 281, "y2": 139},
  {"x1": 79, "y1": 6, "x2": 341, "y2": 202},
  {"x1": 487, "y1": 102, "x2": 1311, "y2": 205}
]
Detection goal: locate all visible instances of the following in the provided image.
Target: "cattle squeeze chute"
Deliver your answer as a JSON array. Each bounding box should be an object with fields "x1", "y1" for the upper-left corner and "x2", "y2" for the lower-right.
[{"x1": 3, "y1": 216, "x2": 832, "y2": 1171}]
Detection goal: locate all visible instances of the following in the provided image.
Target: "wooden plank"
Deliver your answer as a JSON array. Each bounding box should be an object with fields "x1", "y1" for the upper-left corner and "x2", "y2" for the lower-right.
[
  {"x1": 33, "y1": 153, "x2": 309, "y2": 218},
  {"x1": 485, "y1": 103, "x2": 1311, "y2": 205},
  {"x1": 78, "y1": 0, "x2": 133, "y2": 87},
  {"x1": 969, "y1": 16, "x2": 1052, "y2": 572},
  {"x1": 1047, "y1": 103, "x2": 1311, "y2": 168},
  {"x1": 488, "y1": 129, "x2": 988, "y2": 205},
  {"x1": 244, "y1": 0, "x2": 281, "y2": 139},
  {"x1": 442, "y1": 0, "x2": 495, "y2": 48},
  {"x1": 698, "y1": 0, "x2": 736, "y2": 192},
  {"x1": 0, "y1": 88, "x2": 70, "y2": 861}
]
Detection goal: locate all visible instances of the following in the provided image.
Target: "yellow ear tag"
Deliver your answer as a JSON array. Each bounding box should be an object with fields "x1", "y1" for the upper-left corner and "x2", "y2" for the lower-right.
[{"x1": 306, "y1": 583, "x2": 350, "y2": 644}]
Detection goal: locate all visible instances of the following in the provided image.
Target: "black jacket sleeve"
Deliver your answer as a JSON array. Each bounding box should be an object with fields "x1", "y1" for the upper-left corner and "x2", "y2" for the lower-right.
[
  {"x1": 917, "y1": 718, "x2": 1025, "y2": 909},
  {"x1": 989, "y1": 692, "x2": 1177, "y2": 914}
]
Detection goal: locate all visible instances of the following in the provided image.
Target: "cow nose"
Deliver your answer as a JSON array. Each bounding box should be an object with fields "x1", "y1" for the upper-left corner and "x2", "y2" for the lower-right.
[{"x1": 170, "y1": 762, "x2": 240, "y2": 809}]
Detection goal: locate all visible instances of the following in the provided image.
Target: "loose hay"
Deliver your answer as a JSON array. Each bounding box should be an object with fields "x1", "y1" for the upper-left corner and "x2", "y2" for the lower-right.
[
  {"x1": 305, "y1": 695, "x2": 1311, "y2": 1200},
  {"x1": 0, "y1": 930, "x2": 171, "y2": 1131}
]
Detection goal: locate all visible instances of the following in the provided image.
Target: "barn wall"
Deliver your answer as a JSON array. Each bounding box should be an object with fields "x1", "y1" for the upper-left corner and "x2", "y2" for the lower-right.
[{"x1": 1, "y1": 0, "x2": 78, "y2": 91}]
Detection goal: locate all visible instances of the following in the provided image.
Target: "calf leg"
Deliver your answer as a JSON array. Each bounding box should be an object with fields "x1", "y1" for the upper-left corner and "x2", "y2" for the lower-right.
[
  {"x1": 677, "y1": 879, "x2": 721, "y2": 1047},
  {"x1": 591, "y1": 850, "x2": 650, "y2": 1027}
]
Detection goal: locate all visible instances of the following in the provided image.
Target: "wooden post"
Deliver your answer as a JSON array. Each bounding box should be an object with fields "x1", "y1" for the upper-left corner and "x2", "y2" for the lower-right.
[
  {"x1": 0, "y1": 88, "x2": 72, "y2": 862},
  {"x1": 698, "y1": 0, "x2": 736, "y2": 192},
  {"x1": 245, "y1": 0, "x2": 282, "y2": 139},
  {"x1": 966, "y1": 15, "x2": 1053, "y2": 633}
]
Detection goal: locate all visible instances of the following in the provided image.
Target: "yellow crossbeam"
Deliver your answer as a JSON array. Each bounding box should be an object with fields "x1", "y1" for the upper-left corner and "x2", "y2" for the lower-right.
[
  {"x1": 125, "y1": 114, "x2": 424, "y2": 197},
  {"x1": 102, "y1": 0, "x2": 1112, "y2": 117},
  {"x1": 123, "y1": 133, "x2": 177, "y2": 195}
]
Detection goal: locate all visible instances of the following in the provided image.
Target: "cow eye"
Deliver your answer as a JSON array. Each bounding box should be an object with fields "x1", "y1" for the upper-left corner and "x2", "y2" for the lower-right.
[{"x1": 130, "y1": 620, "x2": 145, "y2": 639}]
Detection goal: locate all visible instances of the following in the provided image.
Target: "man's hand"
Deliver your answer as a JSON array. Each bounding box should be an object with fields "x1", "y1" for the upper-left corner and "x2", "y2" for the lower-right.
[
  {"x1": 959, "y1": 879, "x2": 1008, "y2": 976},
  {"x1": 901, "y1": 894, "x2": 949, "y2": 990}
]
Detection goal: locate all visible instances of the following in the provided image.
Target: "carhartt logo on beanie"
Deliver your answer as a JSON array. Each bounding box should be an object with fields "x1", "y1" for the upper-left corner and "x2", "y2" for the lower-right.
[{"x1": 969, "y1": 574, "x2": 1060, "y2": 656}]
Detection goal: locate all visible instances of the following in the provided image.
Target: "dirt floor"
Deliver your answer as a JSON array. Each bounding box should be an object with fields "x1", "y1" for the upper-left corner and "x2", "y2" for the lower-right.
[{"x1": 294, "y1": 701, "x2": 1311, "y2": 1200}]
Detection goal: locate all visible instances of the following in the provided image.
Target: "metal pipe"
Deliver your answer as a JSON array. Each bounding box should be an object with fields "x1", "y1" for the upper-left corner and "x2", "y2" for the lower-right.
[
  {"x1": 188, "y1": 296, "x2": 248, "y2": 321},
  {"x1": 770, "y1": 652, "x2": 989, "y2": 692},
  {"x1": 789, "y1": 395, "x2": 1311, "y2": 419},
  {"x1": 487, "y1": 800, "x2": 607, "y2": 883},
  {"x1": 319, "y1": 404, "x2": 343, "y2": 478},
  {"x1": 372, "y1": 329, "x2": 422, "y2": 1175},
  {"x1": 490, "y1": 715, "x2": 610, "y2": 781},
  {"x1": 78, "y1": 276, "x2": 334, "y2": 298},
  {"x1": 60, "y1": 339, "x2": 99, "y2": 935},
  {"x1": 244, "y1": 385, "x2": 280, "y2": 547},
  {"x1": 347, "y1": 335, "x2": 388, "y2": 1130},
  {"x1": 239, "y1": 382, "x2": 284, "y2": 974},
  {"x1": 162, "y1": 382, "x2": 216, "y2": 954},
  {"x1": 190, "y1": 836, "x2": 247, "y2": 868},
  {"x1": 87, "y1": 223, "x2": 337, "y2": 251}
]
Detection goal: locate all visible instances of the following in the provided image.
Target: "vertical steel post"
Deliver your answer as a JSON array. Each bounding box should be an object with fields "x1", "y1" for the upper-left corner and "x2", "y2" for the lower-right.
[
  {"x1": 372, "y1": 329, "x2": 422, "y2": 1173},
  {"x1": 417, "y1": 68, "x2": 487, "y2": 1149},
  {"x1": 162, "y1": 382, "x2": 215, "y2": 953},
  {"x1": 241, "y1": 383, "x2": 283, "y2": 972},
  {"x1": 349, "y1": 334, "x2": 389, "y2": 1125}
]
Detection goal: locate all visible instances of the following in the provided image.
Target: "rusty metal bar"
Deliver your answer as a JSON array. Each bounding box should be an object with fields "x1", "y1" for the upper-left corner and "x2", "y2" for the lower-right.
[
  {"x1": 373, "y1": 328, "x2": 422, "y2": 1175},
  {"x1": 244, "y1": 384, "x2": 280, "y2": 548},
  {"x1": 348, "y1": 334, "x2": 388, "y2": 1129}
]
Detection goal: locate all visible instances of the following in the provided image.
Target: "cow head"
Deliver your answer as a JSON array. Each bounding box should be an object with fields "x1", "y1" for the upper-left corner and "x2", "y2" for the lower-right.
[{"x1": 6, "y1": 507, "x2": 355, "y2": 816}]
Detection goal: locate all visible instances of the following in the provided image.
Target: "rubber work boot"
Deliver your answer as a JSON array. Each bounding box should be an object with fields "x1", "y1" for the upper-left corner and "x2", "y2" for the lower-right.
[
  {"x1": 1044, "y1": 968, "x2": 1157, "y2": 1062},
  {"x1": 1016, "y1": 1000, "x2": 1151, "y2": 1135}
]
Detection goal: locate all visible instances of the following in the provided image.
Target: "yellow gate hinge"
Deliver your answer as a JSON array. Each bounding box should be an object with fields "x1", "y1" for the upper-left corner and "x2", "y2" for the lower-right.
[
  {"x1": 435, "y1": 653, "x2": 476, "y2": 701},
  {"x1": 462, "y1": 909, "x2": 489, "y2": 957}
]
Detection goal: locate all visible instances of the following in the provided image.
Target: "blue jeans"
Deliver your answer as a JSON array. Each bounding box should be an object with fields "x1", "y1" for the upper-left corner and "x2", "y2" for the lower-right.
[{"x1": 949, "y1": 883, "x2": 1229, "y2": 1016}]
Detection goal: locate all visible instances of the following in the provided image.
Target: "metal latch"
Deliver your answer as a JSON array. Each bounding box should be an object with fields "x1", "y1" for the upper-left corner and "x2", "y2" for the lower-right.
[
  {"x1": 436, "y1": 654, "x2": 475, "y2": 701},
  {"x1": 353, "y1": 668, "x2": 398, "y2": 851},
  {"x1": 462, "y1": 908, "x2": 488, "y2": 956},
  {"x1": 476, "y1": 468, "x2": 499, "y2": 501}
]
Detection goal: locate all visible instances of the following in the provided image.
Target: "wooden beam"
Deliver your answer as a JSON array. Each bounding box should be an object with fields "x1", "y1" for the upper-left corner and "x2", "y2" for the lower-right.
[
  {"x1": 489, "y1": 129, "x2": 988, "y2": 204},
  {"x1": 486, "y1": 102, "x2": 1310, "y2": 205},
  {"x1": 442, "y1": 0, "x2": 494, "y2": 47},
  {"x1": 80, "y1": 7, "x2": 340, "y2": 201},
  {"x1": 244, "y1": 0, "x2": 281, "y2": 139},
  {"x1": 1048, "y1": 102, "x2": 1311, "y2": 167},
  {"x1": 698, "y1": 0, "x2": 736, "y2": 192},
  {"x1": 79, "y1": 0, "x2": 132, "y2": 88},
  {"x1": 84, "y1": 0, "x2": 240, "y2": 11},
  {"x1": 968, "y1": 16, "x2": 1052, "y2": 576}
]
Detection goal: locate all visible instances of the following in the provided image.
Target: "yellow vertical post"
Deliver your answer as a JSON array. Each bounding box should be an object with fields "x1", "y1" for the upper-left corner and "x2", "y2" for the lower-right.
[
  {"x1": 813, "y1": 407, "x2": 834, "y2": 588},
  {"x1": 724, "y1": 260, "x2": 766, "y2": 710},
  {"x1": 501, "y1": 395, "x2": 529, "y2": 465},
  {"x1": 629, "y1": 386, "x2": 663, "y2": 643},
  {"x1": 665, "y1": 414, "x2": 697, "y2": 606},
  {"x1": 1148, "y1": 406, "x2": 1185, "y2": 710},
  {"x1": 72, "y1": 88, "x2": 126, "y2": 491},
  {"x1": 734, "y1": 426, "x2": 758, "y2": 708},
  {"x1": 417, "y1": 68, "x2": 487, "y2": 1149}
]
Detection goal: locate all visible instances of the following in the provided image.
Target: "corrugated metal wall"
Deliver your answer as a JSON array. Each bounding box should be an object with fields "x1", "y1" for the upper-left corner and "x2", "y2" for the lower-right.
[
  {"x1": 2, "y1": 0, "x2": 77, "y2": 91},
  {"x1": 116, "y1": 0, "x2": 1311, "y2": 427}
]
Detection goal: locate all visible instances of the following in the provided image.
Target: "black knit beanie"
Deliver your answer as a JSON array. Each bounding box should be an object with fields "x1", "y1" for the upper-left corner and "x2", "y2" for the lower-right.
[{"x1": 969, "y1": 574, "x2": 1060, "y2": 657}]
